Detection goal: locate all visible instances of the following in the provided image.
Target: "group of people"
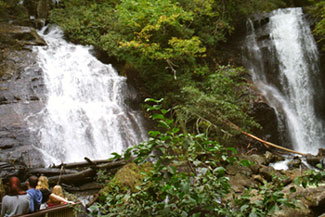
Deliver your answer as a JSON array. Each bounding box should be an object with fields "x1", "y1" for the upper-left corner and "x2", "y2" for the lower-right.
[{"x1": 1, "y1": 176, "x2": 75, "y2": 217}]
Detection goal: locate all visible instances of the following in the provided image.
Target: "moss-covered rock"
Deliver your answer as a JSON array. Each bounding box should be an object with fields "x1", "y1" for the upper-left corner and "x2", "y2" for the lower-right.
[
  {"x1": 0, "y1": 24, "x2": 46, "y2": 49},
  {"x1": 0, "y1": 24, "x2": 46, "y2": 78},
  {"x1": 100, "y1": 163, "x2": 153, "y2": 198}
]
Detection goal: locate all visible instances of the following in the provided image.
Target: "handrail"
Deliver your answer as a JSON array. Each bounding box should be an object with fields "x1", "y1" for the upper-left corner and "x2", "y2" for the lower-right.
[{"x1": 12, "y1": 204, "x2": 75, "y2": 217}]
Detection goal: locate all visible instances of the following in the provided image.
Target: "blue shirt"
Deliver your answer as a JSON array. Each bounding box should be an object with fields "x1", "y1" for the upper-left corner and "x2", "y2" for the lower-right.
[{"x1": 26, "y1": 189, "x2": 42, "y2": 212}]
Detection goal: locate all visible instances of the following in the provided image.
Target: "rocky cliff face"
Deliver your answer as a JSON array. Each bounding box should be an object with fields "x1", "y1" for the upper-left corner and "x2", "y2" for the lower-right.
[
  {"x1": 0, "y1": 1, "x2": 50, "y2": 177},
  {"x1": 0, "y1": 24, "x2": 47, "y2": 168}
]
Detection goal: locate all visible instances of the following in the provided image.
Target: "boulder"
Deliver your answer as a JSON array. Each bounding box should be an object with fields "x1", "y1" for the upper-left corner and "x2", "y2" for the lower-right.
[
  {"x1": 228, "y1": 173, "x2": 255, "y2": 193},
  {"x1": 264, "y1": 151, "x2": 285, "y2": 164},
  {"x1": 275, "y1": 184, "x2": 325, "y2": 217},
  {"x1": 287, "y1": 157, "x2": 302, "y2": 169},
  {"x1": 100, "y1": 163, "x2": 152, "y2": 196},
  {"x1": 305, "y1": 154, "x2": 324, "y2": 168},
  {"x1": 318, "y1": 149, "x2": 325, "y2": 157}
]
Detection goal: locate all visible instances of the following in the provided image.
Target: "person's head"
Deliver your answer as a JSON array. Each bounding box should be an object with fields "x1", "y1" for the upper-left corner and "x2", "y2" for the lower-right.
[
  {"x1": 27, "y1": 176, "x2": 38, "y2": 189},
  {"x1": 52, "y1": 185, "x2": 64, "y2": 198},
  {"x1": 8, "y1": 177, "x2": 24, "y2": 196},
  {"x1": 36, "y1": 176, "x2": 49, "y2": 190}
]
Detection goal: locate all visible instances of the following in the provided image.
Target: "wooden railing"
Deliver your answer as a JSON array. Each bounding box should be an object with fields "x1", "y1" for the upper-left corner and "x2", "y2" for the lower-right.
[{"x1": 13, "y1": 204, "x2": 76, "y2": 217}]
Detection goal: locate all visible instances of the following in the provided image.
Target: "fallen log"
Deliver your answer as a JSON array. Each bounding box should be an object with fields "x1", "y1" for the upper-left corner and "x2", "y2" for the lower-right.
[
  {"x1": 27, "y1": 168, "x2": 78, "y2": 176},
  {"x1": 62, "y1": 182, "x2": 102, "y2": 192},
  {"x1": 48, "y1": 168, "x2": 96, "y2": 185},
  {"x1": 96, "y1": 160, "x2": 127, "y2": 169},
  {"x1": 52, "y1": 159, "x2": 114, "y2": 169}
]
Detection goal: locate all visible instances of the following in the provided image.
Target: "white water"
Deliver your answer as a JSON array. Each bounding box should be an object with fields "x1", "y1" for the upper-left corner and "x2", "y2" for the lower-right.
[
  {"x1": 245, "y1": 8, "x2": 325, "y2": 154},
  {"x1": 29, "y1": 26, "x2": 147, "y2": 165}
]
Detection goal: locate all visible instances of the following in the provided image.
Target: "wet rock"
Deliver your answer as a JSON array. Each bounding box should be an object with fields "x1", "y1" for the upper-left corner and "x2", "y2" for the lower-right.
[
  {"x1": 0, "y1": 24, "x2": 46, "y2": 49},
  {"x1": 305, "y1": 154, "x2": 324, "y2": 168},
  {"x1": 252, "y1": 174, "x2": 264, "y2": 183},
  {"x1": 226, "y1": 163, "x2": 252, "y2": 176},
  {"x1": 249, "y1": 154, "x2": 267, "y2": 165},
  {"x1": 276, "y1": 184, "x2": 325, "y2": 217},
  {"x1": 0, "y1": 23, "x2": 47, "y2": 167},
  {"x1": 318, "y1": 149, "x2": 325, "y2": 157},
  {"x1": 0, "y1": 161, "x2": 26, "y2": 181},
  {"x1": 229, "y1": 173, "x2": 254, "y2": 193},
  {"x1": 248, "y1": 87, "x2": 283, "y2": 147},
  {"x1": 259, "y1": 166, "x2": 279, "y2": 182},
  {"x1": 275, "y1": 203, "x2": 312, "y2": 217},
  {"x1": 287, "y1": 157, "x2": 302, "y2": 169},
  {"x1": 264, "y1": 151, "x2": 285, "y2": 164}
]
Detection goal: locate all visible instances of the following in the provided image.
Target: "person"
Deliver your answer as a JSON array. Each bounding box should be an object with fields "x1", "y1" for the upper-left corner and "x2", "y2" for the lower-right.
[
  {"x1": 1, "y1": 177, "x2": 30, "y2": 217},
  {"x1": 47, "y1": 185, "x2": 66, "y2": 207},
  {"x1": 36, "y1": 175, "x2": 75, "y2": 209},
  {"x1": 26, "y1": 176, "x2": 42, "y2": 213}
]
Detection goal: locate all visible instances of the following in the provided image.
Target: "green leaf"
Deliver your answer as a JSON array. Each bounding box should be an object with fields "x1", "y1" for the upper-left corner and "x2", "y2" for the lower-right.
[
  {"x1": 253, "y1": 200, "x2": 263, "y2": 208},
  {"x1": 213, "y1": 167, "x2": 225, "y2": 176},
  {"x1": 181, "y1": 211, "x2": 188, "y2": 217},
  {"x1": 152, "y1": 113, "x2": 165, "y2": 120},
  {"x1": 144, "y1": 98, "x2": 164, "y2": 103},
  {"x1": 294, "y1": 177, "x2": 301, "y2": 185},
  {"x1": 200, "y1": 168, "x2": 208, "y2": 175},
  {"x1": 158, "y1": 120, "x2": 171, "y2": 129},
  {"x1": 240, "y1": 159, "x2": 253, "y2": 167},
  {"x1": 316, "y1": 163, "x2": 323, "y2": 169},
  {"x1": 148, "y1": 130, "x2": 160, "y2": 137},
  {"x1": 161, "y1": 109, "x2": 169, "y2": 114},
  {"x1": 227, "y1": 147, "x2": 238, "y2": 154},
  {"x1": 240, "y1": 204, "x2": 249, "y2": 212}
]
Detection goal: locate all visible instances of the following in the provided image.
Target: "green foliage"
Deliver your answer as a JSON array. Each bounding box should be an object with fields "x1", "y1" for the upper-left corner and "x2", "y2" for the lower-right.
[
  {"x1": 234, "y1": 176, "x2": 296, "y2": 217},
  {"x1": 91, "y1": 100, "x2": 235, "y2": 216},
  {"x1": 49, "y1": 0, "x2": 289, "y2": 98},
  {"x1": 175, "y1": 65, "x2": 260, "y2": 144},
  {"x1": 91, "y1": 100, "x2": 295, "y2": 217},
  {"x1": 294, "y1": 169, "x2": 325, "y2": 188},
  {"x1": 0, "y1": 0, "x2": 28, "y2": 21},
  {"x1": 309, "y1": 1, "x2": 325, "y2": 50},
  {"x1": 0, "y1": 1, "x2": 8, "y2": 8}
]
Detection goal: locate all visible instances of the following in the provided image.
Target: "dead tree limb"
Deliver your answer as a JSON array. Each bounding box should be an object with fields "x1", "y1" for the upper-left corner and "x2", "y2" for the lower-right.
[{"x1": 196, "y1": 104, "x2": 306, "y2": 156}]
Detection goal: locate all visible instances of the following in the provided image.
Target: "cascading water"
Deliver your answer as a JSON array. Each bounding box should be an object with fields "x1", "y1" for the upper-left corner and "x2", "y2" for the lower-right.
[
  {"x1": 29, "y1": 26, "x2": 147, "y2": 165},
  {"x1": 244, "y1": 8, "x2": 325, "y2": 154}
]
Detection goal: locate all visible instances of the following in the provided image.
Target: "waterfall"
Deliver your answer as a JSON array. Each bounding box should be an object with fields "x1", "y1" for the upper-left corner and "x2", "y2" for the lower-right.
[
  {"x1": 244, "y1": 8, "x2": 325, "y2": 154},
  {"x1": 29, "y1": 26, "x2": 147, "y2": 165}
]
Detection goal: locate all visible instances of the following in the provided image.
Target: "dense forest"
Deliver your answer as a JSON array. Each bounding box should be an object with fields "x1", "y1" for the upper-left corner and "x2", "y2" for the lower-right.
[{"x1": 1, "y1": 0, "x2": 325, "y2": 216}]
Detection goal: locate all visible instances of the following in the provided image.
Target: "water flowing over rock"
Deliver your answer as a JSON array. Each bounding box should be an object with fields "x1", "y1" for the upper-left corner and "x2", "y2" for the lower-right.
[
  {"x1": 28, "y1": 26, "x2": 147, "y2": 165},
  {"x1": 243, "y1": 8, "x2": 325, "y2": 154}
]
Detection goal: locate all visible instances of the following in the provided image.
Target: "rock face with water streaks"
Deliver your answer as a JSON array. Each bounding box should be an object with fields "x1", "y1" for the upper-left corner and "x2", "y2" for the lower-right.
[{"x1": 0, "y1": 23, "x2": 47, "y2": 173}]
